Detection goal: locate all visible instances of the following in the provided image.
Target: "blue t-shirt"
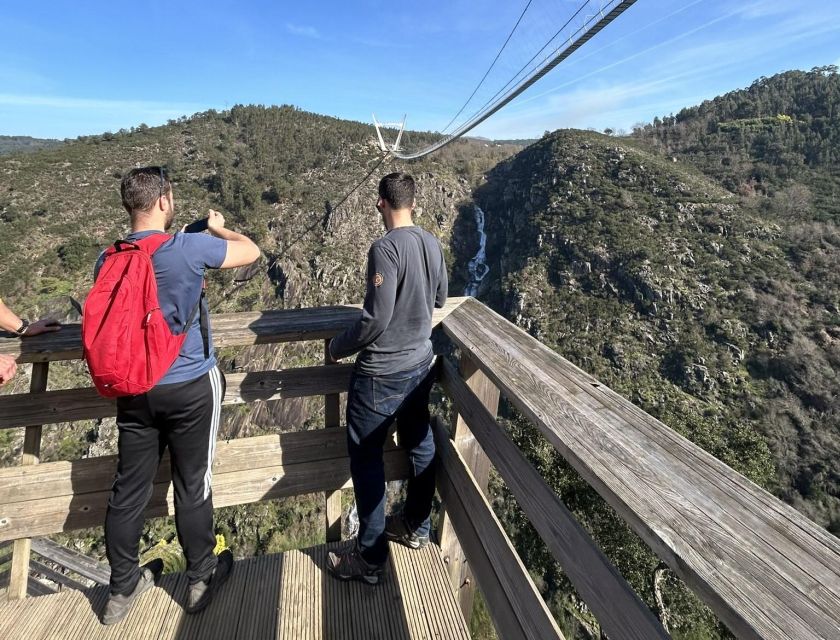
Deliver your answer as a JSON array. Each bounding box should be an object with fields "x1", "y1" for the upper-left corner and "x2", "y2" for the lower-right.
[{"x1": 94, "y1": 230, "x2": 227, "y2": 385}]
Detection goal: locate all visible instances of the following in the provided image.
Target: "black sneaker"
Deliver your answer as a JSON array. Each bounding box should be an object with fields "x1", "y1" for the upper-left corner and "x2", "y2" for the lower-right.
[
  {"x1": 327, "y1": 545, "x2": 383, "y2": 585},
  {"x1": 186, "y1": 549, "x2": 233, "y2": 614},
  {"x1": 385, "y1": 515, "x2": 430, "y2": 550},
  {"x1": 101, "y1": 559, "x2": 164, "y2": 625}
]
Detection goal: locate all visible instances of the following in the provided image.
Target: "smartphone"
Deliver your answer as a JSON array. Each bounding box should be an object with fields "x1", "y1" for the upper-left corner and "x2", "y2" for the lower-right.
[{"x1": 184, "y1": 217, "x2": 209, "y2": 233}]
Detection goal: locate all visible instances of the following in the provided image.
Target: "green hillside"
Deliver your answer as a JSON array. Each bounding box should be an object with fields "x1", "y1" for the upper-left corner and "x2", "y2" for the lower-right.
[{"x1": 0, "y1": 135, "x2": 63, "y2": 156}]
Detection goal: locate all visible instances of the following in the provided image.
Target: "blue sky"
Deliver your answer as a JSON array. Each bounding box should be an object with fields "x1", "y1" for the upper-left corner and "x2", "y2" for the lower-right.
[{"x1": 1, "y1": 0, "x2": 839, "y2": 142}]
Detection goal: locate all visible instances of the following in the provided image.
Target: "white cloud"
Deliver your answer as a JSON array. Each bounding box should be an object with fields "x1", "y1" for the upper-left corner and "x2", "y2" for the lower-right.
[
  {"x1": 285, "y1": 23, "x2": 321, "y2": 39},
  {"x1": 0, "y1": 93, "x2": 201, "y2": 113},
  {"x1": 735, "y1": 0, "x2": 793, "y2": 20},
  {"x1": 473, "y1": 81, "x2": 684, "y2": 138}
]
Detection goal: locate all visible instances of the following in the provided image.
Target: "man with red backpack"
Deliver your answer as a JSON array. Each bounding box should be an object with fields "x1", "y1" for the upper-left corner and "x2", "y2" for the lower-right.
[{"x1": 86, "y1": 166, "x2": 259, "y2": 625}]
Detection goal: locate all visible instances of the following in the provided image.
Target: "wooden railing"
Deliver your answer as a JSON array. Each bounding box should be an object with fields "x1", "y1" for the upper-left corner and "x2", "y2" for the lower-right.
[
  {"x1": 0, "y1": 298, "x2": 466, "y2": 603},
  {"x1": 1, "y1": 296, "x2": 838, "y2": 640}
]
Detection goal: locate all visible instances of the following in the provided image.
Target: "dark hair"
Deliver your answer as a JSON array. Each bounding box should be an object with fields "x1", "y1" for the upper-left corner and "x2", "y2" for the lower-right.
[
  {"x1": 378, "y1": 172, "x2": 415, "y2": 210},
  {"x1": 120, "y1": 166, "x2": 171, "y2": 213}
]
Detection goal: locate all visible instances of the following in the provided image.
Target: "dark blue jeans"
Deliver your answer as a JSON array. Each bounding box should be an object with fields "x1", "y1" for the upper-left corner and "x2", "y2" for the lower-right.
[{"x1": 347, "y1": 359, "x2": 436, "y2": 565}]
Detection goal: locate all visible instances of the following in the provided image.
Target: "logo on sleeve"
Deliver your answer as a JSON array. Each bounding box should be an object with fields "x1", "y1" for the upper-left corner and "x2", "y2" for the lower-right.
[{"x1": 373, "y1": 272, "x2": 384, "y2": 287}]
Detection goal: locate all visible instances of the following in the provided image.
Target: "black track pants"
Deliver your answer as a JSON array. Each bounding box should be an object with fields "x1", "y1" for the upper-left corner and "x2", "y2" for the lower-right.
[{"x1": 105, "y1": 367, "x2": 225, "y2": 595}]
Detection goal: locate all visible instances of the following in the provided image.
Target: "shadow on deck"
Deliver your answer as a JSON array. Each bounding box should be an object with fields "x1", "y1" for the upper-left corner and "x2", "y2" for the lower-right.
[{"x1": 0, "y1": 542, "x2": 470, "y2": 640}]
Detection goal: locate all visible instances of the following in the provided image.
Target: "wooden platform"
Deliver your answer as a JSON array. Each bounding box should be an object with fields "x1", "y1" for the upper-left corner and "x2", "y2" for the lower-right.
[{"x1": 0, "y1": 542, "x2": 471, "y2": 640}]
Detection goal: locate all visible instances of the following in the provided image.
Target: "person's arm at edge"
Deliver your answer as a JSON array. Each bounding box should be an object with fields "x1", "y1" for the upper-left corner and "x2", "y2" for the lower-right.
[
  {"x1": 206, "y1": 209, "x2": 261, "y2": 268},
  {"x1": 435, "y1": 245, "x2": 448, "y2": 309},
  {"x1": 329, "y1": 243, "x2": 398, "y2": 361},
  {"x1": 0, "y1": 299, "x2": 24, "y2": 333}
]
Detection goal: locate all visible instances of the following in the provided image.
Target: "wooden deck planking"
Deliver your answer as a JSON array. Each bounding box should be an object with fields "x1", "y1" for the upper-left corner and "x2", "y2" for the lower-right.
[
  {"x1": 235, "y1": 554, "x2": 283, "y2": 640},
  {"x1": 0, "y1": 542, "x2": 468, "y2": 640}
]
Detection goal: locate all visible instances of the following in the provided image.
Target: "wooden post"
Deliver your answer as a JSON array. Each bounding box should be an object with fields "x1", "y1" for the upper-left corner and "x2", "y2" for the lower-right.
[
  {"x1": 8, "y1": 361, "x2": 49, "y2": 599},
  {"x1": 437, "y1": 353, "x2": 500, "y2": 621},
  {"x1": 324, "y1": 340, "x2": 342, "y2": 542}
]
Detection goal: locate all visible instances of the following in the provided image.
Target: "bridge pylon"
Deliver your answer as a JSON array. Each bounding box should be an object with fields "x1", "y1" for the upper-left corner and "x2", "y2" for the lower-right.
[{"x1": 372, "y1": 114, "x2": 406, "y2": 153}]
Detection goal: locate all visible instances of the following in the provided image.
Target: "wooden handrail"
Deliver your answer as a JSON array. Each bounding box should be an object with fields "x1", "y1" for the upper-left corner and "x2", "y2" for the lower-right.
[
  {"x1": 441, "y1": 297, "x2": 840, "y2": 640},
  {"x1": 0, "y1": 298, "x2": 468, "y2": 363},
  {"x1": 440, "y1": 357, "x2": 670, "y2": 640},
  {"x1": 0, "y1": 364, "x2": 353, "y2": 430},
  {"x1": 0, "y1": 299, "x2": 474, "y2": 602}
]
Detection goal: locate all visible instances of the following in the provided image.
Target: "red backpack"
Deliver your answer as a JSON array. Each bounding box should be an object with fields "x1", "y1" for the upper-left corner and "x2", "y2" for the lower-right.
[{"x1": 82, "y1": 234, "x2": 203, "y2": 397}]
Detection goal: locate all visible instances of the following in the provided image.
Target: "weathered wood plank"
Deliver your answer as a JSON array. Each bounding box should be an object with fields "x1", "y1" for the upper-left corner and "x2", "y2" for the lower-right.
[
  {"x1": 441, "y1": 356, "x2": 670, "y2": 639},
  {"x1": 437, "y1": 352, "x2": 499, "y2": 622},
  {"x1": 29, "y1": 558, "x2": 90, "y2": 591},
  {"x1": 324, "y1": 339, "x2": 343, "y2": 543},
  {"x1": 0, "y1": 297, "x2": 468, "y2": 364},
  {"x1": 433, "y1": 416, "x2": 565, "y2": 640},
  {"x1": 442, "y1": 298, "x2": 840, "y2": 640},
  {"x1": 234, "y1": 553, "x2": 282, "y2": 640},
  {"x1": 0, "y1": 364, "x2": 353, "y2": 430},
  {"x1": 0, "y1": 430, "x2": 410, "y2": 542},
  {"x1": 0, "y1": 429, "x2": 375, "y2": 503},
  {"x1": 8, "y1": 361, "x2": 49, "y2": 601},
  {"x1": 30, "y1": 538, "x2": 110, "y2": 585}
]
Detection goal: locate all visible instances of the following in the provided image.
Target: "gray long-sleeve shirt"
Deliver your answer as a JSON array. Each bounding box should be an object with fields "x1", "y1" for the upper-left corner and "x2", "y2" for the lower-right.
[{"x1": 330, "y1": 225, "x2": 448, "y2": 376}]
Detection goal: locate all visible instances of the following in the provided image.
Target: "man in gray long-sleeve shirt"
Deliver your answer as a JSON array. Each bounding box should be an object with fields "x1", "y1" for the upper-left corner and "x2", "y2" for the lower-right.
[{"x1": 327, "y1": 172, "x2": 448, "y2": 585}]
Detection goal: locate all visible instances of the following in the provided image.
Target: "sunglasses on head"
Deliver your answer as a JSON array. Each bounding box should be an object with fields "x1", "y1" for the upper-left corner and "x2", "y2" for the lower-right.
[{"x1": 157, "y1": 166, "x2": 169, "y2": 198}]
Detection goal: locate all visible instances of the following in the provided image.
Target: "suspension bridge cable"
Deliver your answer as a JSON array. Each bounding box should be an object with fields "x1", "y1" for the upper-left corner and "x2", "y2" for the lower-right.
[
  {"x1": 329, "y1": 150, "x2": 391, "y2": 215},
  {"x1": 393, "y1": 0, "x2": 638, "y2": 160},
  {"x1": 262, "y1": 150, "x2": 392, "y2": 269},
  {"x1": 439, "y1": 0, "x2": 534, "y2": 135},
  {"x1": 451, "y1": 0, "x2": 593, "y2": 134}
]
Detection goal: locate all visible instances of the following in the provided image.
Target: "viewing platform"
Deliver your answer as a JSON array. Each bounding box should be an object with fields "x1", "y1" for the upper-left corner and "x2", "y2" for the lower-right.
[{"x1": 0, "y1": 297, "x2": 838, "y2": 639}]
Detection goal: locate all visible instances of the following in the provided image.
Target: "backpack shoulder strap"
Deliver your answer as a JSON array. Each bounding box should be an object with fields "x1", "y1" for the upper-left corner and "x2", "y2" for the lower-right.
[
  {"x1": 180, "y1": 287, "x2": 210, "y2": 358},
  {"x1": 103, "y1": 233, "x2": 171, "y2": 259},
  {"x1": 135, "y1": 233, "x2": 172, "y2": 255}
]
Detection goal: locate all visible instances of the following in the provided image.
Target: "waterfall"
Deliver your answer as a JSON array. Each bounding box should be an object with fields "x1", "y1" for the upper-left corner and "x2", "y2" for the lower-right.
[{"x1": 464, "y1": 205, "x2": 490, "y2": 296}]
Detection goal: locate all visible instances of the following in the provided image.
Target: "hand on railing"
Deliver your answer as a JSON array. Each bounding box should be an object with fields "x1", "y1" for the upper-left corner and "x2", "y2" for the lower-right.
[{"x1": 21, "y1": 317, "x2": 62, "y2": 337}]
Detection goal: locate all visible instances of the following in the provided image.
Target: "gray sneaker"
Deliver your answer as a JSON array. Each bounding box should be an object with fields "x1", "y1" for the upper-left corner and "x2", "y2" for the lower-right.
[
  {"x1": 101, "y1": 559, "x2": 164, "y2": 625},
  {"x1": 385, "y1": 515, "x2": 430, "y2": 550},
  {"x1": 186, "y1": 549, "x2": 233, "y2": 614}
]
